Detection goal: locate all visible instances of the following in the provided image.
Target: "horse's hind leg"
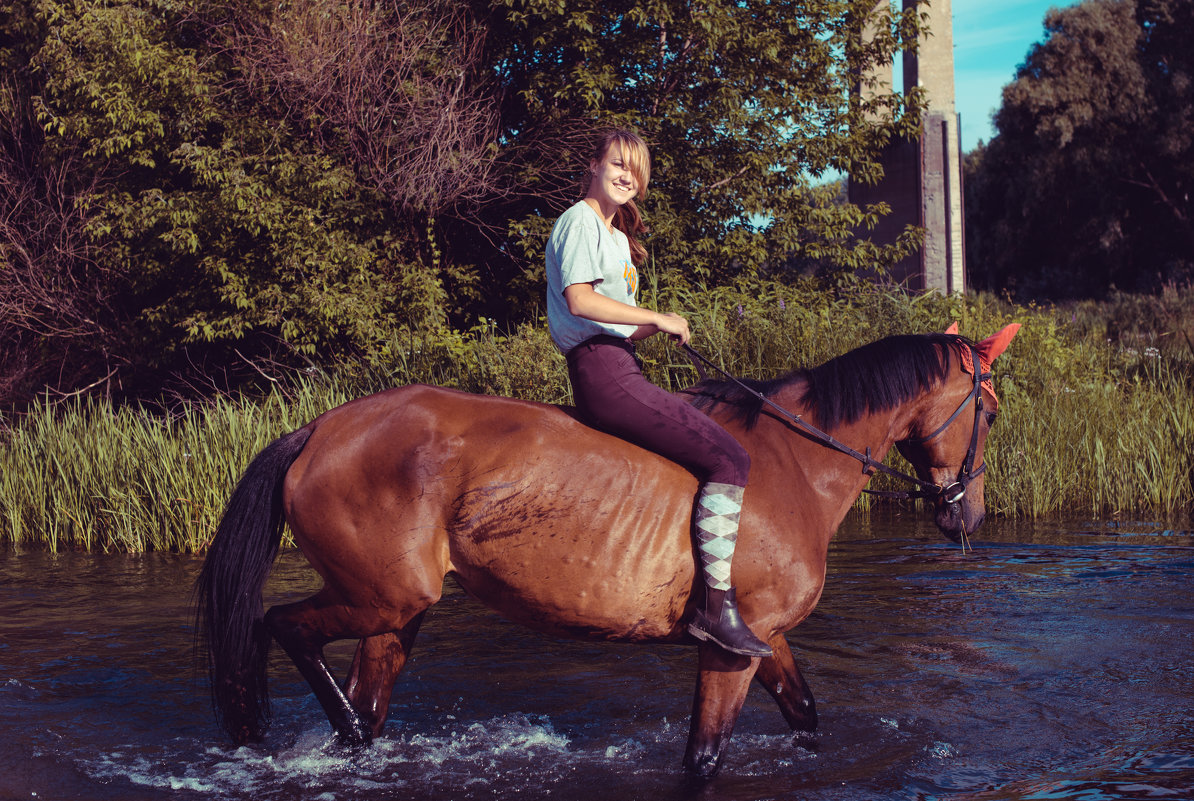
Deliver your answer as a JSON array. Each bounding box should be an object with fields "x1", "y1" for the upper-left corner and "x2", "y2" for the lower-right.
[
  {"x1": 344, "y1": 613, "x2": 426, "y2": 738},
  {"x1": 753, "y1": 633, "x2": 817, "y2": 732},
  {"x1": 265, "y1": 593, "x2": 432, "y2": 747},
  {"x1": 264, "y1": 598, "x2": 373, "y2": 745},
  {"x1": 683, "y1": 644, "x2": 760, "y2": 778}
]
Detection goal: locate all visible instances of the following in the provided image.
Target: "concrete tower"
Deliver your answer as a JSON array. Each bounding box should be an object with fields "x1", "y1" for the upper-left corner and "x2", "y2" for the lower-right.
[{"x1": 849, "y1": 0, "x2": 966, "y2": 293}]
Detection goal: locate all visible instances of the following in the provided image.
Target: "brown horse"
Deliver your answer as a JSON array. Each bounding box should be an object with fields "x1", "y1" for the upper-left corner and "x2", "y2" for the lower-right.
[{"x1": 196, "y1": 327, "x2": 1018, "y2": 777}]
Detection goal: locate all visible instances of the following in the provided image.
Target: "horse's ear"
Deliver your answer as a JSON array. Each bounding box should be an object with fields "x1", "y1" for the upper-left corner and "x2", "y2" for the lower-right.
[
  {"x1": 977, "y1": 323, "x2": 1021, "y2": 363},
  {"x1": 945, "y1": 322, "x2": 959, "y2": 335}
]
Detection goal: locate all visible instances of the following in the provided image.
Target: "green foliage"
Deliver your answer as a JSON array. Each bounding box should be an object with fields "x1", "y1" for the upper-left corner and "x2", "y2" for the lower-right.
[
  {"x1": 4, "y1": 0, "x2": 456, "y2": 399},
  {"x1": 0, "y1": 321, "x2": 571, "y2": 553},
  {"x1": 0, "y1": 1, "x2": 43, "y2": 72},
  {"x1": 3, "y1": 0, "x2": 945, "y2": 402},
  {"x1": 469, "y1": 0, "x2": 927, "y2": 316},
  {"x1": 0, "y1": 391, "x2": 324, "y2": 552},
  {"x1": 965, "y1": 0, "x2": 1194, "y2": 300}
]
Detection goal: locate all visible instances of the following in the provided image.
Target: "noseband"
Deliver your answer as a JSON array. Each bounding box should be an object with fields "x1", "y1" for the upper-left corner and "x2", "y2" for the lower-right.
[{"x1": 683, "y1": 342, "x2": 989, "y2": 503}]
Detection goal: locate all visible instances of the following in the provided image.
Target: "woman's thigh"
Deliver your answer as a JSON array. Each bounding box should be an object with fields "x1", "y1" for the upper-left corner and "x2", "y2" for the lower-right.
[{"x1": 568, "y1": 340, "x2": 749, "y2": 485}]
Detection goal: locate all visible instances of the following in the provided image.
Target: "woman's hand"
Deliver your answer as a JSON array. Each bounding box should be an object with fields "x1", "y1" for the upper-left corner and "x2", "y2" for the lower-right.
[{"x1": 653, "y1": 312, "x2": 690, "y2": 346}]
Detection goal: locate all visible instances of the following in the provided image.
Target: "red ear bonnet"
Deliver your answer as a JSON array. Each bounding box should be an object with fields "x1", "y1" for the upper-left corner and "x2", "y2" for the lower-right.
[
  {"x1": 977, "y1": 323, "x2": 1020, "y2": 364},
  {"x1": 943, "y1": 322, "x2": 1020, "y2": 409}
]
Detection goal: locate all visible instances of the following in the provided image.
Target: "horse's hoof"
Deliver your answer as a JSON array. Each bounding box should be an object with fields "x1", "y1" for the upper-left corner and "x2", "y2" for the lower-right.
[
  {"x1": 333, "y1": 722, "x2": 373, "y2": 749},
  {"x1": 683, "y1": 752, "x2": 722, "y2": 779}
]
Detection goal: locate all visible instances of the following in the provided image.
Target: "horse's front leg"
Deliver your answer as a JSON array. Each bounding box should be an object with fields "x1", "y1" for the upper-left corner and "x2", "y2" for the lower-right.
[
  {"x1": 343, "y1": 613, "x2": 426, "y2": 738},
  {"x1": 683, "y1": 644, "x2": 760, "y2": 778},
  {"x1": 753, "y1": 633, "x2": 817, "y2": 732}
]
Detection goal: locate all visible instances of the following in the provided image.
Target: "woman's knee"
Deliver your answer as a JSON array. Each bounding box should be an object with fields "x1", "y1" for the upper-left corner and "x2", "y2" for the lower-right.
[{"x1": 707, "y1": 441, "x2": 750, "y2": 487}]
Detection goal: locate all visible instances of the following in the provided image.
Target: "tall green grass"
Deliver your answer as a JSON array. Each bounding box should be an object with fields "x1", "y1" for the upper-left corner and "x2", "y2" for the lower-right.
[
  {"x1": 2, "y1": 279, "x2": 1191, "y2": 552},
  {"x1": 0, "y1": 388, "x2": 343, "y2": 552}
]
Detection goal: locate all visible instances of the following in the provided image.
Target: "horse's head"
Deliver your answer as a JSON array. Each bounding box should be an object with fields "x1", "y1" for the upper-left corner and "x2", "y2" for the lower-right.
[{"x1": 896, "y1": 324, "x2": 1019, "y2": 543}]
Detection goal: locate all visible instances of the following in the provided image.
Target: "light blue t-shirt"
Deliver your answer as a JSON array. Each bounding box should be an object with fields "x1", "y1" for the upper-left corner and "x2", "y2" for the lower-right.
[{"x1": 545, "y1": 201, "x2": 640, "y2": 353}]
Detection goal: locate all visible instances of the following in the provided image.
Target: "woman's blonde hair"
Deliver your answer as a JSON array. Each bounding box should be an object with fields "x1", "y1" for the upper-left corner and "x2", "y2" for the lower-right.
[{"x1": 586, "y1": 129, "x2": 651, "y2": 265}]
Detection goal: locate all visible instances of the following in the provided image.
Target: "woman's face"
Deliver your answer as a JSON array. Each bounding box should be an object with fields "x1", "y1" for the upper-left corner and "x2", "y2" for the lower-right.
[{"x1": 588, "y1": 142, "x2": 642, "y2": 207}]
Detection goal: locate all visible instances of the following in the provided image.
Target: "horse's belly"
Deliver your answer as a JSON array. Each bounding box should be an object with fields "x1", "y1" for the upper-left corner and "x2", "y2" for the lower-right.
[{"x1": 447, "y1": 476, "x2": 697, "y2": 643}]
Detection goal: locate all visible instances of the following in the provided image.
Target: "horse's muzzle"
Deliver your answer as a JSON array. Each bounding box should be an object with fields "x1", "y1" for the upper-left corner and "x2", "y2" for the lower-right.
[{"x1": 934, "y1": 497, "x2": 984, "y2": 543}]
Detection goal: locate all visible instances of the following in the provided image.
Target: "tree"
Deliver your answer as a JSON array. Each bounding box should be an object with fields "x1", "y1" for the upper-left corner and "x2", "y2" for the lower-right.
[
  {"x1": 0, "y1": 0, "x2": 126, "y2": 400},
  {"x1": 2, "y1": 0, "x2": 930, "y2": 402},
  {"x1": 222, "y1": 0, "x2": 499, "y2": 216},
  {"x1": 0, "y1": 71, "x2": 121, "y2": 401},
  {"x1": 2, "y1": 0, "x2": 489, "y2": 402},
  {"x1": 450, "y1": 0, "x2": 926, "y2": 321},
  {"x1": 965, "y1": 0, "x2": 1193, "y2": 301}
]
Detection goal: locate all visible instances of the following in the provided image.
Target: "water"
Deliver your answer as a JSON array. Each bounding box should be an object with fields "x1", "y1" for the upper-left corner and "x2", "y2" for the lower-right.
[{"x1": 2, "y1": 513, "x2": 1192, "y2": 800}]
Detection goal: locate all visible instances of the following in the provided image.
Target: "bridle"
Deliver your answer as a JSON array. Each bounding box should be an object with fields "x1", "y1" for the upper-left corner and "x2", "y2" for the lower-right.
[
  {"x1": 682, "y1": 341, "x2": 989, "y2": 504},
  {"x1": 882, "y1": 342, "x2": 989, "y2": 503}
]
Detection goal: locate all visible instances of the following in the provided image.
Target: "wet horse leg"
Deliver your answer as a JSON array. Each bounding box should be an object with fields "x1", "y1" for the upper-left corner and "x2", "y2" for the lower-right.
[
  {"x1": 753, "y1": 633, "x2": 817, "y2": 732},
  {"x1": 682, "y1": 644, "x2": 760, "y2": 778},
  {"x1": 265, "y1": 595, "x2": 395, "y2": 747},
  {"x1": 343, "y1": 613, "x2": 426, "y2": 738}
]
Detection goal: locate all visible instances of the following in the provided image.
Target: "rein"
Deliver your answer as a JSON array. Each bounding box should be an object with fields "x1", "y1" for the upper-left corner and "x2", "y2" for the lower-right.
[{"x1": 681, "y1": 342, "x2": 989, "y2": 503}]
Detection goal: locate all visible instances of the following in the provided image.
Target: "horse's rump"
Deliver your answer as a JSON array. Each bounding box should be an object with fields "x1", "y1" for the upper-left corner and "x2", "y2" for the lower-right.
[{"x1": 283, "y1": 384, "x2": 701, "y2": 642}]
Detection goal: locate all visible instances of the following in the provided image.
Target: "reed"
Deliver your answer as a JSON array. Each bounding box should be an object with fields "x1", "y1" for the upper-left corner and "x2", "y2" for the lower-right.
[{"x1": 1, "y1": 280, "x2": 1190, "y2": 552}]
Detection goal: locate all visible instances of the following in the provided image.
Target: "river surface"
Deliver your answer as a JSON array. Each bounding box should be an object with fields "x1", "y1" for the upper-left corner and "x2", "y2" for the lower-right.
[{"x1": 1, "y1": 513, "x2": 1192, "y2": 801}]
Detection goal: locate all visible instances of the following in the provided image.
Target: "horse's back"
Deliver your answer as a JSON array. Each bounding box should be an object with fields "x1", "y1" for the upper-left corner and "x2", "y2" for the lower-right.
[{"x1": 283, "y1": 384, "x2": 699, "y2": 641}]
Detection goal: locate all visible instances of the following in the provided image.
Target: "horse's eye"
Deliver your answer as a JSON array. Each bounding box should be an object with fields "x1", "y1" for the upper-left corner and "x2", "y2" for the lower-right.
[{"x1": 985, "y1": 412, "x2": 998, "y2": 427}]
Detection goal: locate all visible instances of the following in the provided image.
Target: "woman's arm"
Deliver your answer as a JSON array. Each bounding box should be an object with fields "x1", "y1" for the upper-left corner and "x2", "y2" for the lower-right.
[{"x1": 563, "y1": 282, "x2": 690, "y2": 344}]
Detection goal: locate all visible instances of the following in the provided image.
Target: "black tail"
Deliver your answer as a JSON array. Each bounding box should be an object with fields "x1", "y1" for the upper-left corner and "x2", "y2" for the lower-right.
[{"x1": 194, "y1": 427, "x2": 313, "y2": 744}]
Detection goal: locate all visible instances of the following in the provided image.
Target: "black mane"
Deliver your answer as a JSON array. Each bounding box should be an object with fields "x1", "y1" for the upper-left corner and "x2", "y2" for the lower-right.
[{"x1": 686, "y1": 333, "x2": 967, "y2": 431}]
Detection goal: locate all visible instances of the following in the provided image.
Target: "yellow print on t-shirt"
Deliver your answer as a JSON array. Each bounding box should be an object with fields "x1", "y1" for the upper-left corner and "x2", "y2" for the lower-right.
[{"x1": 623, "y1": 261, "x2": 638, "y2": 296}]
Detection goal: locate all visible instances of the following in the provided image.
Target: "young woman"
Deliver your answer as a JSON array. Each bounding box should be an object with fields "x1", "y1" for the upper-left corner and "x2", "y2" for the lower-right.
[{"x1": 544, "y1": 129, "x2": 772, "y2": 659}]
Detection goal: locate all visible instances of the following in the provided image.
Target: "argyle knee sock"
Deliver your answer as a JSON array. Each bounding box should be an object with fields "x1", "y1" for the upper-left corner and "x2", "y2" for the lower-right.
[{"x1": 694, "y1": 482, "x2": 745, "y2": 591}]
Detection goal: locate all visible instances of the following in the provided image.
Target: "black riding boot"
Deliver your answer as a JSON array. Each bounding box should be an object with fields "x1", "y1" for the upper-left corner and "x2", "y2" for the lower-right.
[{"x1": 688, "y1": 586, "x2": 773, "y2": 657}]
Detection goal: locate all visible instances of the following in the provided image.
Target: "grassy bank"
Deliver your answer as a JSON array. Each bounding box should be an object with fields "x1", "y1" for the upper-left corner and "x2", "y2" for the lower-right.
[{"x1": 2, "y1": 279, "x2": 1191, "y2": 552}]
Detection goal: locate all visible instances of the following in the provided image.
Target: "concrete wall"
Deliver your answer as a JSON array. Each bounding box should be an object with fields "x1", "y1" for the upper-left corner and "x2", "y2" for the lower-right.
[{"x1": 848, "y1": 0, "x2": 967, "y2": 294}]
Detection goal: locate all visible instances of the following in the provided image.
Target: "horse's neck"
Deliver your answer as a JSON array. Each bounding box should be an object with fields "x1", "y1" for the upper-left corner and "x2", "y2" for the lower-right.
[{"x1": 757, "y1": 383, "x2": 926, "y2": 531}]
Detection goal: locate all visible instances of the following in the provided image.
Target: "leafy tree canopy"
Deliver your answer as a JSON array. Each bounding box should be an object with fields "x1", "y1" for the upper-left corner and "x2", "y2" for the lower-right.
[
  {"x1": 965, "y1": 0, "x2": 1193, "y2": 301},
  {"x1": 3, "y1": 0, "x2": 467, "y2": 399},
  {"x1": 461, "y1": 0, "x2": 925, "y2": 319}
]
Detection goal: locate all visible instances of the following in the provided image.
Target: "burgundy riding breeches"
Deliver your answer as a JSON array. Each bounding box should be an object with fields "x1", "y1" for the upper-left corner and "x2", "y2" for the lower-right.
[{"x1": 565, "y1": 335, "x2": 750, "y2": 486}]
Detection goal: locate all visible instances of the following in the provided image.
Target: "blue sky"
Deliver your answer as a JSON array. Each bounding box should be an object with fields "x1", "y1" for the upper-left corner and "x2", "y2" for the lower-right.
[{"x1": 953, "y1": 0, "x2": 1081, "y2": 151}]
